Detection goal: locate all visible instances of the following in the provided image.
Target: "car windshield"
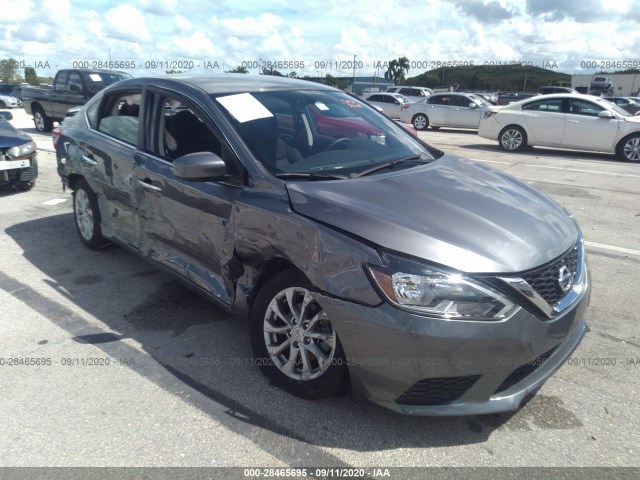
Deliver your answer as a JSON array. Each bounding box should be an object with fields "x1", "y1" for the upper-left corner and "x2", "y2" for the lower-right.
[
  {"x1": 213, "y1": 89, "x2": 436, "y2": 177},
  {"x1": 85, "y1": 72, "x2": 133, "y2": 94},
  {"x1": 468, "y1": 94, "x2": 490, "y2": 106},
  {"x1": 595, "y1": 97, "x2": 632, "y2": 116}
]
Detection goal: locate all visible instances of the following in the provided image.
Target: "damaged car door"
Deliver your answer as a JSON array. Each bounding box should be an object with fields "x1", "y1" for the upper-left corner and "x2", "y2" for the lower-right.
[{"x1": 133, "y1": 89, "x2": 244, "y2": 304}]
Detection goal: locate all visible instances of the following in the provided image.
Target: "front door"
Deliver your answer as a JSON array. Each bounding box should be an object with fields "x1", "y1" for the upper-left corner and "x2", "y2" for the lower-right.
[{"x1": 134, "y1": 90, "x2": 244, "y2": 304}]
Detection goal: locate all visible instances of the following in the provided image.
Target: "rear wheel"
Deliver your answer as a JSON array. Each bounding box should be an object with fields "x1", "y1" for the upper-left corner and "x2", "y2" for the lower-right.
[
  {"x1": 33, "y1": 106, "x2": 54, "y2": 132},
  {"x1": 617, "y1": 134, "x2": 640, "y2": 162},
  {"x1": 499, "y1": 125, "x2": 527, "y2": 151},
  {"x1": 250, "y1": 270, "x2": 349, "y2": 399},
  {"x1": 73, "y1": 179, "x2": 107, "y2": 249},
  {"x1": 412, "y1": 113, "x2": 429, "y2": 131},
  {"x1": 0, "y1": 100, "x2": 6, "y2": 108}
]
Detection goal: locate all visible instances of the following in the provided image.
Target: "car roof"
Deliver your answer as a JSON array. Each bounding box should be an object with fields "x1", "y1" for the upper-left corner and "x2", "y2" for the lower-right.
[{"x1": 113, "y1": 74, "x2": 337, "y2": 95}]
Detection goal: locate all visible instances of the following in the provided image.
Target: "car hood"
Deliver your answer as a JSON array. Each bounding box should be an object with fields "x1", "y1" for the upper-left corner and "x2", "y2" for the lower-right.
[
  {"x1": 286, "y1": 155, "x2": 578, "y2": 273},
  {"x1": 0, "y1": 119, "x2": 31, "y2": 148}
]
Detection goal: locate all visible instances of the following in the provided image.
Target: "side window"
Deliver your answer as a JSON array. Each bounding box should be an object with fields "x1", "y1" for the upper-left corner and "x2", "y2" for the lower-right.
[
  {"x1": 428, "y1": 96, "x2": 443, "y2": 105},
  {"x1": 54, "y1": 72, "x2": 68, "y2": 91},
  {"x1": 97, "y1": 91, "x2": 141, "y2": 145},
  {"x1": 451, "y1": 95, "x2": 470, "y2": 107},
  {"x1": 368, "y1": 95, "x2": 382, "y2": 102},
  {"x1": 399, "y1": 88, "x2": 412, "y2": 95},
  {"x1": 160, "y1": 96, "x2": 221, "y2": 161},
  {"x1": 522, "y1": 99, "x2": 563, "y2": 112},
  {"x1": 67, "y1": 72, "x2": 83, "y2": 93},
  {"x1": 568, "y1": 99, "x2": 603, "y2": 116},
  {"x1": 383, "y1": 95, "x2": 397, "y2": 104}
]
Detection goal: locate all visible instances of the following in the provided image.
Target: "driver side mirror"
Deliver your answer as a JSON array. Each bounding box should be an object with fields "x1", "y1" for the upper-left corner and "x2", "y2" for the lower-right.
[
  {"x1": 469, "y1": 103, "x2": 478, "y2": 109},
  {"x1": 173, "y1": 152, "x2": 227, "y2": 181},
  {"x1": 598, "y1": 110, "x2": 615, "y2": 119}
]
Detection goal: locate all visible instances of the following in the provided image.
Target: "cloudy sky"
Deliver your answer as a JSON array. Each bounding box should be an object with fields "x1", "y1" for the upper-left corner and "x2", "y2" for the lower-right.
[{"x1": 0, "y1": 0, "x2": 639, "y2": 79}]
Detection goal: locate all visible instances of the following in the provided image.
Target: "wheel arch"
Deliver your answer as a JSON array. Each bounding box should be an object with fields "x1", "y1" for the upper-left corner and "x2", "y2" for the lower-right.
[
  {"x1": 499, "y1": 123, "x2": 530, "y2": 148},
  {"x1": 615, "y1": 132, "x2": 640, "y2": 161}
]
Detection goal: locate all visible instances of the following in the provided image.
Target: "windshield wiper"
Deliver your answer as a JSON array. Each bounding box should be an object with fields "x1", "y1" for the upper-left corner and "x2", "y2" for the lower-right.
[
  {"x1": 275, "y1": 172, "x2": 349, "y2": 181},
  {"x1": 352, "y1": 155, "x2": 429, "y2": 177}
]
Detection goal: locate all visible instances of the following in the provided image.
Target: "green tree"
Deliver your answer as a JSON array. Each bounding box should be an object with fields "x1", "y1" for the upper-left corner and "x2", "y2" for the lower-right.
[
  {"x1": 396, "y1": 56, "x2": 410, "y2": 85},
  {"x1": 262, "y1": 68, "x2": 283, "y2": 76},
  {"x1": 228, "y1": 65, "x2": 248, "y2": 73},
  {"x1": 384, "y1": 59, "x2": 399, "y2": 85},
  {"x1": 25, "y1": 67, "x2": 39, "y2": 85},
  {"x1": 0, "y1": 58, "x2": 20, "y2": 83}
]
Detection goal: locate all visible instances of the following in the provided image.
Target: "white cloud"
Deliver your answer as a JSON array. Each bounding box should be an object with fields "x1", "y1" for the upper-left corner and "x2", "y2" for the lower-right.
[
  {"x1": 104, "y1": 5, "x2": 151, "y2": 43},
  {"x1": 218, "y1": 13, "x2": 283, "y2": 37},
  {"x1": 139, "y1": 0, "x2": 175, "y2": 15},
  {"x1": 174, "y1": 15, "x2": 192, "y2": 31}
]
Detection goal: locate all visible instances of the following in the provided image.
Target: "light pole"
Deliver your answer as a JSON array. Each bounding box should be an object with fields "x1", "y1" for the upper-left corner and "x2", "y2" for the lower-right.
[{"x1": 352, "y1": 54, "x2": 357, "y2": 94}]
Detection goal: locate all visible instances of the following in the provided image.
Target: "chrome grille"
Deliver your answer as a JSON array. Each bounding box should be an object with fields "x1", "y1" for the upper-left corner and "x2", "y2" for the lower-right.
[{"x1": 521, "y1": 243, "x2": 579, "y2": 306}]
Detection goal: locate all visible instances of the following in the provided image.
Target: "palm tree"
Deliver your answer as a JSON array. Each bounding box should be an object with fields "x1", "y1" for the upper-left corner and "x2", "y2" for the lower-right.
[
  {"x1": 396, "y1": 56, "x2": 410, "y2": 85},
  {"x1": 384, "y1": 59, "x2": 399, "y2": 85}
]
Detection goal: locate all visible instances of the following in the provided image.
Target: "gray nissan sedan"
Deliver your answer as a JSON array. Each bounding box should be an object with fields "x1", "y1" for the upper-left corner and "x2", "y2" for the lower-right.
[{"x1": 56, "y1": 75, "x2": 589, "y2": 415}]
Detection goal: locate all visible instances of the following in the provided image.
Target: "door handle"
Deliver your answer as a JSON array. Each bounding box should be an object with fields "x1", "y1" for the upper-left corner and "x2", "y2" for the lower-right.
[
  {"x1": 568, "y1": 120, "x2": 579, "y2": 124},
  {"x1": 137, "y1": 179, "x2": 162, "y2": 193},
  {"x1": 82, "y1": 155, "x2": 97, "y2": 166}
]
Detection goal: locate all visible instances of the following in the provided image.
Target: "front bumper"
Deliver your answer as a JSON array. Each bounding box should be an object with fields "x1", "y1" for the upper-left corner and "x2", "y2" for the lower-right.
[{"x1": 315, "y1": 277, "x2": 589, "y2": 415}]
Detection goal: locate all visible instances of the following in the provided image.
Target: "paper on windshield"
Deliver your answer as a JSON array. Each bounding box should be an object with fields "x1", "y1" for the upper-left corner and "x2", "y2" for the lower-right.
[
  {"x1": 216, "y1": 93, "x2": 273, "y2": 123},
  {"x1": 89, "y1": 74, "x2": 102, "y2": 82}
]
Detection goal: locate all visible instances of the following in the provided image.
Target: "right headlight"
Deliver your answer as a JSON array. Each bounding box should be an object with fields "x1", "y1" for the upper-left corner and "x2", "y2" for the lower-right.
[{"x1": 367, "y1": 253, "x2": 519, "y2": 321}]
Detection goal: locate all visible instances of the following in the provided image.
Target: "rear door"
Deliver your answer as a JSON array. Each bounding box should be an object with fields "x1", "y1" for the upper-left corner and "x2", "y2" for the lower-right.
[
  {"x1": 520, "y1": 97, "x2": 566, "y2": 145},
  {"x1": 70, "y1": 87, "x2": 144, "y2": 249},
  {"x1": 133, "y1": 89, "x2": 245, "y2": 304}
]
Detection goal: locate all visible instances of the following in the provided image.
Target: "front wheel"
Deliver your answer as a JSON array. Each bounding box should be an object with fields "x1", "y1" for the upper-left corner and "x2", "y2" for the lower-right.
[
  {"x1": 0, "y1": 101, "x2": 6, "y2": 108},
  {"x1": 499, "y1": 125, "x2": 527, "y2": 151},
  {"x1": 250, "y1": 270, "x2": 349, "y2": 399},
  {"x1": 73, "y1": 179, "x2": 107, "y2": 249},
  {"x1": 412, "y1": 113, "x2": 429, "y2": 130},
  {"x1": 33, "y1": 107, "x2": 54, "y2": 132},
  {"x1": 617, "y1": 134, "x2": 640, "y2": 162}
]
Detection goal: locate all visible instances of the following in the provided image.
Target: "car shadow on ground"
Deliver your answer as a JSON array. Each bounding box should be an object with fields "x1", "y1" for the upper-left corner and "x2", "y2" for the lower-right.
[
  {"x1": 4, "y1": 213, "x2": 583, "y2": 457},
  {"x1": 457, "y1": 144, "x2": 623, "y2": 163}
]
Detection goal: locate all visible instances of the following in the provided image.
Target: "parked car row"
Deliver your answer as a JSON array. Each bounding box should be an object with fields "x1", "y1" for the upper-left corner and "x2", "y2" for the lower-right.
[
  {"x1": 399, "y1": 92, "x2": 492, "y2": 130},
  {"x1": 479, "y1": 93, "x2": 640, "y2": 161},
  {"x1": 53, "y1": 74, "x2": 590, "y2": 415}
]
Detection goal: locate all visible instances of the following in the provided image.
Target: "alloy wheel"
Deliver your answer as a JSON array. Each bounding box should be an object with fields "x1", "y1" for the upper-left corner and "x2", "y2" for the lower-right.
[{"x1": 263, "y1": 286, "x2": 336, "y2": 381}]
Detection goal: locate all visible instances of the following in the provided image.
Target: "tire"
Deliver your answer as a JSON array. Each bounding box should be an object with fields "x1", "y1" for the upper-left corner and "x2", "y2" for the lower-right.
[
  {"x1": 33, "y1": 106, "x2": 54, "y2": 132},
  {"x1": 73, "y1": 179, "x2": 107, "y2": 249},
  {"x1": 498, "y1": 125, "x2": 527, "y2": 151},
  {"x1": 616, "y1": 134, "x2": 640, "y2": 162},
  {"x1": 0, "y1": 101, "x2": 5, "y2": 108},
  {"x1": 250, "y1": 270, "x2": 349, "y2": 399},
  {"x1": 412, "y1": 113, "x2": 429, "y2": 131}
]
